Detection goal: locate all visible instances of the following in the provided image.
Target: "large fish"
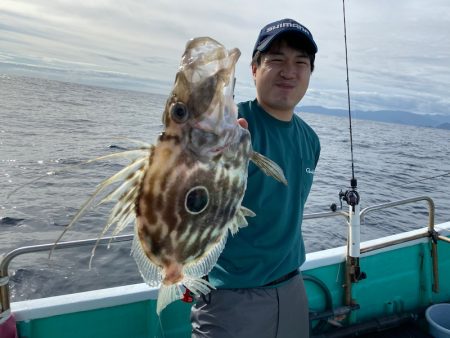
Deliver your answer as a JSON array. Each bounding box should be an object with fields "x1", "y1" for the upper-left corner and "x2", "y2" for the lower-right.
[{"x1": 55, "y1": 37, "x2": 287, "y2": 314}]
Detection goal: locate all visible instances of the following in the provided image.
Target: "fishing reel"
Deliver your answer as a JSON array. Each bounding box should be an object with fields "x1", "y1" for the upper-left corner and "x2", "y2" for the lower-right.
[
  {"x1": 330, "y1": 178, "x2": 360, "y2": 213},
  {"x1": 339, "y1": 189, "x2": 360, "y2": 210}
]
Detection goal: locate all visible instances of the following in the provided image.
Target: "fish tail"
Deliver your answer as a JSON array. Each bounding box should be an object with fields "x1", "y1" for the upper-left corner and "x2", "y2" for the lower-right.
[
  {"x1": 157, "y1": 276, "x2": 214, "y2": 314},
  {"x1": 156, "y1": 283, "x2": 184, "y2": 315}
]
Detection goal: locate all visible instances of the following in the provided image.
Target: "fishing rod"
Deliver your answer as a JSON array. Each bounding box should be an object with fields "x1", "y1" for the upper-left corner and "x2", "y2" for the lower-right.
[
  {"x1": 339, "y1": 0, "x2": 365, "y2": 309},
  {"x1": 339, "y1": 0, "x2": 359, "y2": 210}
]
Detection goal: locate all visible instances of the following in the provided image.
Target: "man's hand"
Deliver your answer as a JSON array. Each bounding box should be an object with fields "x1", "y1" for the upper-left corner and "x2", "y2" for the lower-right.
[{"x1": 238, "y1": 118, "x2": 248, "y2": 129}]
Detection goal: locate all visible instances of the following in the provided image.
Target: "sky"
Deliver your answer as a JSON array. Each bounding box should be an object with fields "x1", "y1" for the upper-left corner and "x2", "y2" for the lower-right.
[{"x1": 1, "y1": 0, "x2": 449, "y2": 116}]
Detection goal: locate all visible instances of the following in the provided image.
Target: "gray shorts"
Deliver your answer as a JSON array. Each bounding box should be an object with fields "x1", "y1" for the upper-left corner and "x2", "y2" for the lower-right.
[{"x1": 191, "y1": 272, "x2": 309, "y2": 338}]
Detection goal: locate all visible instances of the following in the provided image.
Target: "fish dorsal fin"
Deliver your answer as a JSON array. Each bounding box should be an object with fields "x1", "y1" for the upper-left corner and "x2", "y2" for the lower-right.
[{"x1": 250, "y1": 152, "x2": 288, "y2": 185}]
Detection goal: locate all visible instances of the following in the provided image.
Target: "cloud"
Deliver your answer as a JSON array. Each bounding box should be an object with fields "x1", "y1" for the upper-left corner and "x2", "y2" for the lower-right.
[{"x1": 1, "y1": 0, "x2": 449, "y2": 115}]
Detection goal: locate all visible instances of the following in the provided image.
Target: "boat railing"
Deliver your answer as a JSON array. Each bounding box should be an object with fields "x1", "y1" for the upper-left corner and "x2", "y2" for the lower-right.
[
  {"x1": 303, "y1": 195, "x2": 450, "y2": 327},
  {"x1": 359, "y1": 196, "x2": 450, "y2": 245},
  {"x1": 0, "y1": 234, "x2": 133, "y2": 314},
  {"x1": 360, "y1": 196, "x2": 437, "y2": 253},
  {"x1": 303, "y1": 210, "x2": 349, "y2": 221},
  {"x1": 1, "y1": 196, "x2": 449, "y2": 316},
  {"x1": 359, "y1": 196, "x2": 450, "y2": 294},
  {"x1": 304, "y1": 195, "x2": 449, "y2": 298}
]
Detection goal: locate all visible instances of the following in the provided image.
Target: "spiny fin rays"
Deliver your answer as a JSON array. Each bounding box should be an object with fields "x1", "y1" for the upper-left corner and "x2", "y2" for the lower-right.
[
  {"x1": 89, "y1": 186, "x2": 140, "y2": 269},
  {"x1": 250, "y1": 151, "x2": 288, "y2": 186},
  {"x1": 49, "y1": 148, "x2": 150, "y2": 259},
  {"x1": 7, "y1": 146, "x2": 150, "y2": 201},
  {"x1": 156, "y1": 284, "x2": 184, "y2": 315},
  {"x1": 85, "y1": 148, "x2": 149, "y2": 164},
  {"x1": 239, "y1": 205, "x2": 256, "y2": 217},
  {"x1": 230, "y1": 206, "x2": 256, "y2": 235}
]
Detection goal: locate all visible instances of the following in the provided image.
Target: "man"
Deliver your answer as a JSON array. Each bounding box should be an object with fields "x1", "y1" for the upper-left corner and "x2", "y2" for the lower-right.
[{"x1": 191, "y1": 18, "x2": 320, "y2": 338}]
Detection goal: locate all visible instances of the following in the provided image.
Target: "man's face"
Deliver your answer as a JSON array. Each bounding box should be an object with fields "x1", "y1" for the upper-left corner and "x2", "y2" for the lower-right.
[{"x1": 252, "y1": 41, "x2": 312, "y2": 120}]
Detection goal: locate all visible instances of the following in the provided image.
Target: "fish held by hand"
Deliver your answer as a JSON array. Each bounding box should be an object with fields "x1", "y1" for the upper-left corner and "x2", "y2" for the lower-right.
[{"x1": 54, "y1": 37, "x2": 287, "y2": 314}]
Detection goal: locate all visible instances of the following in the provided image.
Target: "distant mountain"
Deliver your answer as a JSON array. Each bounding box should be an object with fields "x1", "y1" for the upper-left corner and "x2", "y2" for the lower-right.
[
  {"x1": 297, "y1": 106, "x2": 450, "y2": 130},
  {"x1": 437, "y1": 122, "x2": 450, "y2": 130}
]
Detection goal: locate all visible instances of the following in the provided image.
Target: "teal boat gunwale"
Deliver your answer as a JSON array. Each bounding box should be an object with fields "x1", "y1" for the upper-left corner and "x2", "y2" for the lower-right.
[
  {"x1": 9, "y1": 221, "x2": 450, "y2": 323},
  {"x1": 11, "y1": 283, "x2": 159, "y2": 322}
]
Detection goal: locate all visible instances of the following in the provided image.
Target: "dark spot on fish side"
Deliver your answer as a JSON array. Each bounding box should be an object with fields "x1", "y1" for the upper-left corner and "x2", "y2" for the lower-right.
[{"x1": 185, "y1": 187, "x2": 209, "y2": 214}]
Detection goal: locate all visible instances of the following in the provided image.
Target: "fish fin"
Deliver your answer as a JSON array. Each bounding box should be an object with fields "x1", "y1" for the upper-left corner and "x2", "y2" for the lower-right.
[
  {"x1": 240, "y1": 205, "x2": 256, "y2": 217},
  {"x1": 250, "y1": 152, "x2": 288, "y2": 186},
  {"x1": 156, "y1": 277, "x2": 214, "y2": 314},
  {"x1": 157, "y1": 275, "x2": 215, "y2": 315},
  {"x1": 229, "y1": 220, "x2": 240, "y2": 235},
  {"x1": 131, "y1": 226, "x2": 163, "y2": 287},
  {"x1": 85, "y1": 147, "x2": 151, "y2": 163},
  {"x1": 50, "y1": 151, "x2": 149, "y2": 259},
  {"x1": 156, "y1": 284, "x2": 184, "y2": 315},
  {"x1": 229, "y1": 206, "x2": 256, "y2": 235},
  {"x1": 183, "y1": 232, "x2": 228, "y2": 278},
  {"x1": 89, "y1": 175, "x2": 142, "y2": 267},
  {"x1": 7, "y1": 145, "x2": 150, "y2": 201},
  {"x1": 183, "y1": 276, "x2": 215, "y2": 296}
]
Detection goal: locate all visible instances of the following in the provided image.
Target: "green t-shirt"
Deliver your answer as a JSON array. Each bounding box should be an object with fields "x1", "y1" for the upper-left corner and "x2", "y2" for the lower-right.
[{"x1": 209, "y1": 99, "x2": 321, "y2": 288}]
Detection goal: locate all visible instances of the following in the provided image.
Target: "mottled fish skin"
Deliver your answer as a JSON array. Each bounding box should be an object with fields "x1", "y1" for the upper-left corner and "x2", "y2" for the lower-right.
[
  {"x1": 133, "y1": 38, "x2": 252, "y2": 309},
  {"x1": 135, "y1": 119, "x2": 251, "y2": 281},
  {"x1": 54, "y1": 37, "x2": 287, "y2": 315}
]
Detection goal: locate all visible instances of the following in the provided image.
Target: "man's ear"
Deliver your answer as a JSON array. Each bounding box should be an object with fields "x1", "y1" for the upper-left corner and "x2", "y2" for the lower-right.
[{"x1": 251, "y1": 63, "x2": 258, "y2": 80}]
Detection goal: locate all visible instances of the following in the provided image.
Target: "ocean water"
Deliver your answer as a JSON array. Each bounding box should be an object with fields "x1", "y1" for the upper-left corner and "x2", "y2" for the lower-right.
[{"x1": 1, "y1": 74, "x2": 450, "y2": 302}]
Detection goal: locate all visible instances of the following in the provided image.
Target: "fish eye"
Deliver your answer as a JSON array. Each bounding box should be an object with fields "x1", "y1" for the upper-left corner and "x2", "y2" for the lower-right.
[
  {"x1": 170, "y1": 102, "x2": 189, "y2": 123},
  {"x1": 185, "y1": 186, "x2": 209, "y2": 215}
]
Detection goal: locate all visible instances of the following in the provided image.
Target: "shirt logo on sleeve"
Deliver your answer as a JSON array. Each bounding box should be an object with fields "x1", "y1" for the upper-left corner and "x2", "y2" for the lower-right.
[{"x1": 306, "y1": 168, "x2": 315, "y2": 175}]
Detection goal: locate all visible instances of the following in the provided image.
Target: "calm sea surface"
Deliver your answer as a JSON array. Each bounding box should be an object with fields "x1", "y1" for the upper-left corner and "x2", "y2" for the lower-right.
[{"x1": 1, "y1": 74, "x2": 450, "y2": 302}]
